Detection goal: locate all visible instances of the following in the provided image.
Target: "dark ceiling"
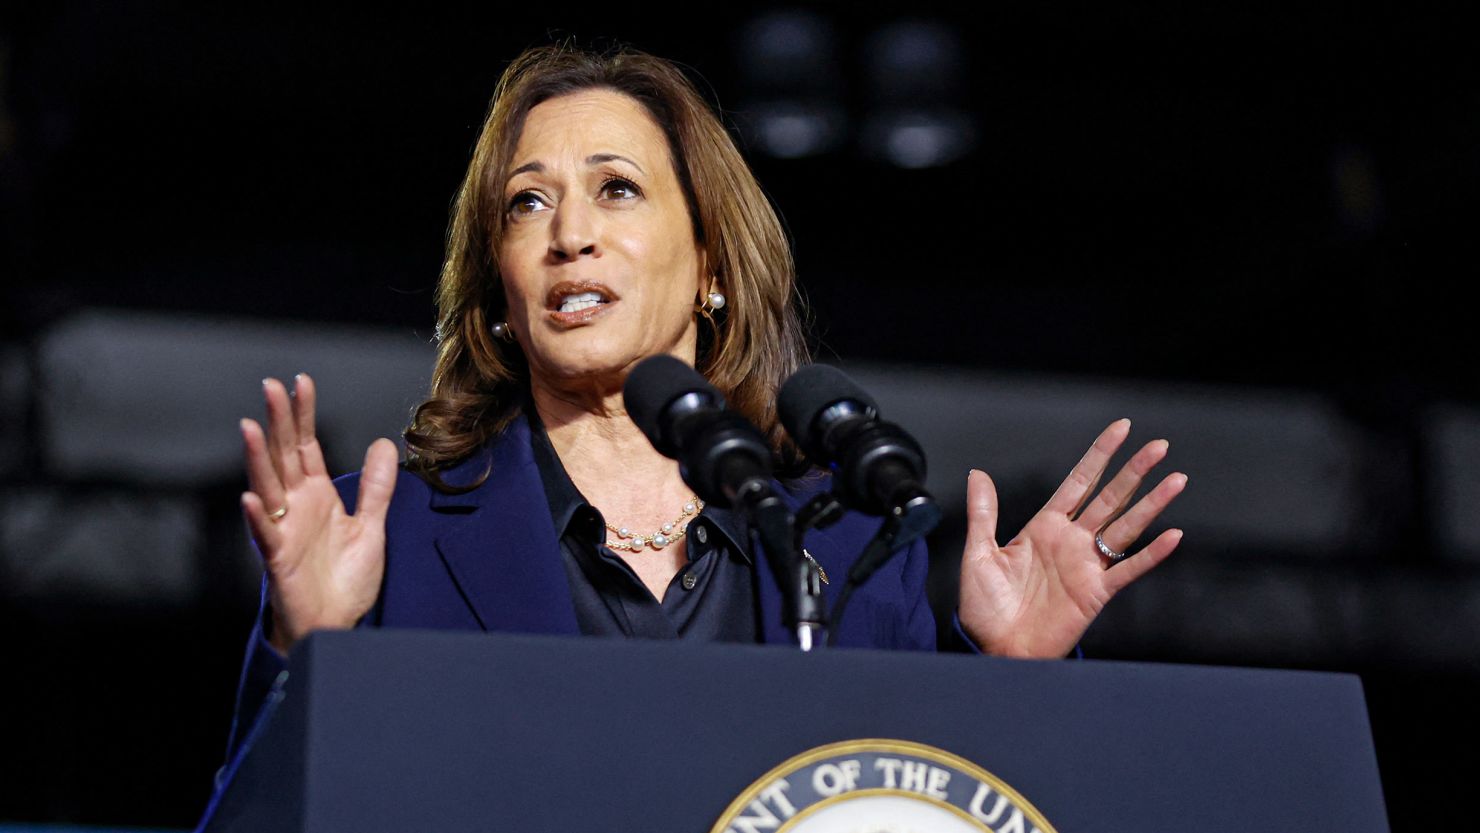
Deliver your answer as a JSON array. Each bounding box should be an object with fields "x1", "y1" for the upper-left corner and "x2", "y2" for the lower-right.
[{"x1": 4, "y1": 6, "x2": 1475, "y2": 407}]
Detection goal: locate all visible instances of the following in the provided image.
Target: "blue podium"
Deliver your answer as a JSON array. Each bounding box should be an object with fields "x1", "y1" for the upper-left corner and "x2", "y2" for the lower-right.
[{"x1": 199, "y1": 630, "x2": 1388, "y2": 832}]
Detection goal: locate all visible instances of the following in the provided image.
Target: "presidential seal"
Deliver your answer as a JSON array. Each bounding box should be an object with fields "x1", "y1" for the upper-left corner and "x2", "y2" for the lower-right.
[{"x1": 709, "y1": 739, "x2": 1057, "y2": 833}]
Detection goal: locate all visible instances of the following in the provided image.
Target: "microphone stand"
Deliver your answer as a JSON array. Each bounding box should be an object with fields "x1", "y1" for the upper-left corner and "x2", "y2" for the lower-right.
[{"x1": 732, "y1": 479, "x2": 829, "y2": 651}]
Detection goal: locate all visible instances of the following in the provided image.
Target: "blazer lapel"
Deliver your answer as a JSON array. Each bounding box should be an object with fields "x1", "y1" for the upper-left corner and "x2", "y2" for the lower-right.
[{"x1": 428, "y1": 416, "x2": 580, "y2": 636}]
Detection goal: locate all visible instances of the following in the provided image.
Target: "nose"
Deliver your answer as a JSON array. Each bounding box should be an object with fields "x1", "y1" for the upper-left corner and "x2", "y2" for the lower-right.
[{"x1": 549, "y1": 198, "x2": 600, "y2": 261}]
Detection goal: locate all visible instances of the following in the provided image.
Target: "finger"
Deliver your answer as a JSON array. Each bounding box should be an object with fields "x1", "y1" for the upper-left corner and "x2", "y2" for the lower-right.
[
  {"x1": 1099, "y1": 472, "x2": 1188, "y2": 552},
  {"x1": 1076, "y1": 438, "x2": 1170, "y2": 531},
  {"x1": 263, "y1": 377, "x2": 304, "y2": 486},
  {"x1": 241, "y1": 490, "x2": 284, "y2": 555},
  {"x1": 354, "y1": 438, "x2": 401, "y2": 524},
  {"x1": 1042, "y1": 419, "x2": 1132, "y2": 517},
  {"x1": 964, "y1": 469, "x2": 1000, "y2": 555},
  {"x1": 291, "y1": 373, "x2": 329, "y2": 479},
  {"x1": 241, "y1": 418, "x2": 286, "y2": 516},
  {"x1": 1103, "y1": 528, "x2": 1184, "y2": 594}
]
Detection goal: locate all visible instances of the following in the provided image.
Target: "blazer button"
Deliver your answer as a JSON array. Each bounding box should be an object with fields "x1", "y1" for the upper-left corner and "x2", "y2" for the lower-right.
[
  {"x1": 682, "y1": 572, "x2": 698, "y2": 591},
  {"x1": 694, "y1": 524, "x2": 708, "y2": 544}
]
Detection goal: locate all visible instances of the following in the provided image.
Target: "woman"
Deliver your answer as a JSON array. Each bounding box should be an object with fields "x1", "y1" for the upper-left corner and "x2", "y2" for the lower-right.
[{"x1": 232, "y1": 44, "x2": 1186, "y2": 750}]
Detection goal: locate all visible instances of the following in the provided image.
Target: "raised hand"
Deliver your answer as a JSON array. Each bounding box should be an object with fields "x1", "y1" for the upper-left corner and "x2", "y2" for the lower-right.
[
  {"x1": 240, "y1": 373, "x2": 399, "y2": 654},
  {"x1": 957, "y1": 419, "x2": 1187, "y2": 658}
]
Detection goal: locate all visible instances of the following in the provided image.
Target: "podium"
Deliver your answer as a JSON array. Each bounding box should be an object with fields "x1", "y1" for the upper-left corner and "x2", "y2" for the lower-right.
[{"x1": 200, "y1": 630, "x2": 1388, "y2": 832}]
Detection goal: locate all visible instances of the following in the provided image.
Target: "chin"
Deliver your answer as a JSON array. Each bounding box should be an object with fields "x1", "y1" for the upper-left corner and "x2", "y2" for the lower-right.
[
  {"x1": 531, "y1": 335, "x2": 642, "y2": 382},
  {"x1": 528, "y1": 324, "x2": 697, "y2": 385}
]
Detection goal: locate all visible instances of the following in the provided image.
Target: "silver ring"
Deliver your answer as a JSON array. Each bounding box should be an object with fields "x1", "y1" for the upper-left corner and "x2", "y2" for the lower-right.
[{"x1": 1095, "y1": 532, "x2": 1128, "y2": 563}]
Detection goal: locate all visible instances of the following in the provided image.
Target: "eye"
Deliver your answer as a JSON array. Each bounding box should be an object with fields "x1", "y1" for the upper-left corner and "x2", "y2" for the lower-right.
[
  {"x1": 506, "y1": 190, "x2": 549, "y2": 217},
  {"x1": 599, "y1": 177, "x2": 642, "y2": 201}
]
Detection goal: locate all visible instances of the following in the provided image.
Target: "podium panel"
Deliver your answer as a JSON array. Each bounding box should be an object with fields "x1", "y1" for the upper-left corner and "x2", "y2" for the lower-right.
[{"x1": 201, "y1": 630, "x2": 1388, "y2": 832}]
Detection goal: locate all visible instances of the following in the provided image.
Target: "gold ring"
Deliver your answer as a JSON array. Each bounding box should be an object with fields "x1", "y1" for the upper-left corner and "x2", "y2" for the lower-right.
[{"x1": 268, "y1": 504, "x2": 288, "y2": 522}]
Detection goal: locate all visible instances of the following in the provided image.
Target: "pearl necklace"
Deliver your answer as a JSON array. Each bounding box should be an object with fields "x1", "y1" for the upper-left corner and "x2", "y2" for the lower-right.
[{"x1": 605, "y1": 497, "x2": 703, "y2": 552}]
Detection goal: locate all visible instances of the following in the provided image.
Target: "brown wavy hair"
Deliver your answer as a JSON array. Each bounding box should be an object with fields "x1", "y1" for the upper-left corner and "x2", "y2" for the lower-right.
[{"x1": 404, "y1": 44, "x2": 811, "y2": 486}]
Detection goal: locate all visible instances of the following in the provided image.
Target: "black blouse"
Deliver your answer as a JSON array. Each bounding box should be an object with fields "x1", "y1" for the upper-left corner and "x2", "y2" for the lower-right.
[{"x1": 526, "y1": 409, "x2": 760, "y2": 642}]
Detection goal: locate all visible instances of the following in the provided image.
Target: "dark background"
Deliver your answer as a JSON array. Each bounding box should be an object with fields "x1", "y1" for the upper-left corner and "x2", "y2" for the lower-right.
[{"x1": 1, "y1": 4, "x2": 1475, "y2": 830}]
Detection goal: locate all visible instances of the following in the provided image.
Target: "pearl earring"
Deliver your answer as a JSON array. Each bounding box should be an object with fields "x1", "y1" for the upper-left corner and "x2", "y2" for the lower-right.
[
  {"x1": 491, "y1": 321, "x2": 514, "y2": 342},
  {"x1": 704, "y1": 290, "x2": 726, "y2": 311}
]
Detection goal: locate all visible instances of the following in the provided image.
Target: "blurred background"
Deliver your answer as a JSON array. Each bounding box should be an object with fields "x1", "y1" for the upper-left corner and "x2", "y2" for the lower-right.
[{"x1": 1, "y1": 4, "x2": 1475, "y2": 830}]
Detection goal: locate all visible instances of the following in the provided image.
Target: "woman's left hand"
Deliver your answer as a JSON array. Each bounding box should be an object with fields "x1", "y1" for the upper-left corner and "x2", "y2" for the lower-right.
[{"x1": 958, "y1": 419, "x2": 1187, "y2": 658}]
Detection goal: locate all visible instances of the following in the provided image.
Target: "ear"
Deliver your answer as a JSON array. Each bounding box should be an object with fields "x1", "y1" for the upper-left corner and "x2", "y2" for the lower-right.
[{"x1": 695, "y1": 248, "x2": 717, "y2": 297}]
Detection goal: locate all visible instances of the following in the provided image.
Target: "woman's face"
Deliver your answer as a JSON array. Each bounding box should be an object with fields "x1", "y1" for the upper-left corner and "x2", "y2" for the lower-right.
[{"x1": 498, "y1": 89, "x2": 706, "y2": 391}]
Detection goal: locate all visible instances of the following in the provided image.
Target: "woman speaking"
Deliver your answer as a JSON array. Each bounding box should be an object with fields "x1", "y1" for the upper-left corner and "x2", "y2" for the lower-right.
[{"x1": 231, "y1": 44, "x2": 1186, "y2": 746}]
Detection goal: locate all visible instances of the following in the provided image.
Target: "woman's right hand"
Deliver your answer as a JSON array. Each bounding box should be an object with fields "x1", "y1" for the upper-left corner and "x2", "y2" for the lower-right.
[{"x1": 240, "y1": 373, "x2": 400, "y2": 655}]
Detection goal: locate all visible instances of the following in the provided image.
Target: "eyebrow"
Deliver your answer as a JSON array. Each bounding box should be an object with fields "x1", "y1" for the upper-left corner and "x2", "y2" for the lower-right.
[
  {"x1": 587, "y1": 153, "x2": 645, "y2": 173},
  {"x1": 506, "y1": 154, "x2": 646, "y2": 180}
]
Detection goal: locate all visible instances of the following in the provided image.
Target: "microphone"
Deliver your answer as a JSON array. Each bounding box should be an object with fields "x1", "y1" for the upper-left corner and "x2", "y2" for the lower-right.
[
  {"x1": 779, "y1": 364, "x2": 942, "y2": 642},
  {"x1": 626, "y1": 355, "x2": 827, "y2": 649},
  {"x1": 777, "y1": 364, "x2": 937, "y2": 524},
  {"x1": 623, "y1": 355, "x2": 775, "y2": 509}
]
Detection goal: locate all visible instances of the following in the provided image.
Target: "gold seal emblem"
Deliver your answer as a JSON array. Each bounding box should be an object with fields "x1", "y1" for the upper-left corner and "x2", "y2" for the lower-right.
[{"x1": 710, "y1": 739, "x2": 1058, "y2": 833}]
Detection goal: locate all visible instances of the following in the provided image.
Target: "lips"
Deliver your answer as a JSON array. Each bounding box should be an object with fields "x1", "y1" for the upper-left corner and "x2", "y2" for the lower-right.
[{"x1": 545, "y1": 280, "x2": 619, "y2": 326}]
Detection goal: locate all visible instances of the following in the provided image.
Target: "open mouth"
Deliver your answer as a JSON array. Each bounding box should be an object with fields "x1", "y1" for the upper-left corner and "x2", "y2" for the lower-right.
[
  {"x1": 557, "y1": 291, "x2": 607, "y2": 314},
  {"x1": 546, "y1": 281, "x2": 618, "y2": 324}
]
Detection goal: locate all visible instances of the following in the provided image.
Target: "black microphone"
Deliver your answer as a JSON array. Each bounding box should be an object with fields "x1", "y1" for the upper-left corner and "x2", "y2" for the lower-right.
[
  {"x1": 626, "y1": 355, "x2": 828, "y2": 649},
  {"x1": 779, "y1": 365, "x2": 941, "y2": 643},
  {"x1": 778, "y1": 363, "x2": 937, "y2": 524},
  {"x1": 623, "y1": 355, "x2": 774, "y2": 509}
]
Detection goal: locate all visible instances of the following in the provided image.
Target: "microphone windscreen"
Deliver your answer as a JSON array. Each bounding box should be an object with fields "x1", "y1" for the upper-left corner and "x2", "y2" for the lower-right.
[
  {"x1": 777, "y1": 364, "x2": 879, "y2": 456},
  {"x1": 623, "y1": 355, "x2": 721, "y2": 447}
]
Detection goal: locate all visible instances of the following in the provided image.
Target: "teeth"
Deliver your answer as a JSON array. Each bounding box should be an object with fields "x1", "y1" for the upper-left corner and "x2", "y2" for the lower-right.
[{"x1": 558, "y1": 291, "x2": 606, "y2": 314}]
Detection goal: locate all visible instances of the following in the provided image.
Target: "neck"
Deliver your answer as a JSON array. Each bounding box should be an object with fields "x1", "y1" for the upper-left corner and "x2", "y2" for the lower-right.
[{"x1": 529, "y1": 374, "x2": 693, "y2": 526}]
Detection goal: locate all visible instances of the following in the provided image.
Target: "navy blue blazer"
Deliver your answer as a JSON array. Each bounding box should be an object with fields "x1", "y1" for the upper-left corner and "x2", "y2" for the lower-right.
[{"x1": 228, "y1": 414, "x2": 935, "y2": 756}]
